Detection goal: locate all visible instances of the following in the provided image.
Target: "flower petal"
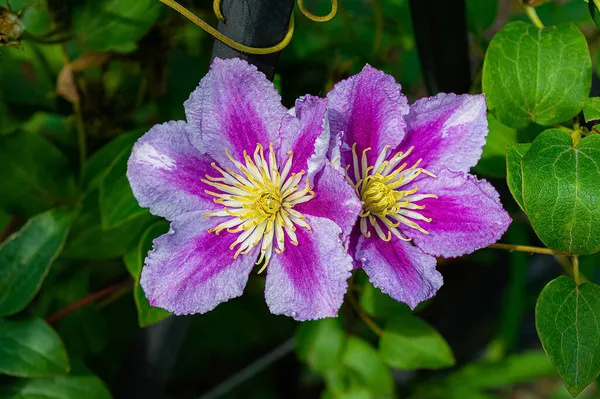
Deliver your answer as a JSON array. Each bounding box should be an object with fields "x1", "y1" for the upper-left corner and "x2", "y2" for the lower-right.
[
  {"x1": 279, "y1": 95, "x2": 329, "y2": 180},
  {"x1": 327, "y1": 65, "x2": 409, "y2": 166},
  {"x1": 295, "y1": 163, "x2": 362, "y2": 243},
  {"x1": 140, "y1": 211, "x2": 259, "y2": 315},
  {"x1": 406, "y1": 169, "x2": 512, "y2": 258},
  {"x1": 265, "y1": 215, "x2": 353, "y2": 320},
  {"x1": 356, "y1": 236, "x2": 443, "y2": 309},
  {"x1": 401, "y1": 93, "x2": 488, "y2": 174},
  {"x1": 184, "y1": 58, "x2": 287, "y2": 167},
  {"x1": 127, "y1": 121, "x2": 219, "y2": 221}
]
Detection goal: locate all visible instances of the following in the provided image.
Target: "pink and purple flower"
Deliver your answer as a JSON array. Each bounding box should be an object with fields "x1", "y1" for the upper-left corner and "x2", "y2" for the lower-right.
[
  {"x1": 327, "y1": 65, "x2": 512, "y2": 308},
  {"x1": 127, "y1": 58, "x2": 362, "y2": 320}
]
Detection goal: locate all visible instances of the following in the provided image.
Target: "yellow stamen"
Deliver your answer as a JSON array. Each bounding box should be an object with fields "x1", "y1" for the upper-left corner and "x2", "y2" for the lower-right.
[
  {"x1": 345, "y1": 144, "x2": 438, "y2": 242},
  {"x1": 203, "y1": 143, "x2": 313, "y2": 272}
]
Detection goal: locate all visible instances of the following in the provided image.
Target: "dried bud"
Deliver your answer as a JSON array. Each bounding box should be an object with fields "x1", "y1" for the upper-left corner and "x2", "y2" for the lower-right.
[{"x1": 0, "y1": 6, "x2": 24, "y2": 47}]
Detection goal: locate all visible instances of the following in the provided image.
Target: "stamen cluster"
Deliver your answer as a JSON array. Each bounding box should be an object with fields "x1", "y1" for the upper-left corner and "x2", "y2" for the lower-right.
[
  {"x1": 202, "y1": 143, "x2": 314, "y2": 271},
  {"x1": 345, "y1": 144, "x2": 438, "y2": 242}
]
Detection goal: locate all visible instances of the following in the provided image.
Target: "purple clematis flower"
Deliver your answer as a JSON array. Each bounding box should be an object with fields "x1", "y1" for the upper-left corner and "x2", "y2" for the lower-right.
[
  {"x1": 327, "y1": 65, "x2": 512, "y2": 309},
  {"x1": 127, "y1": 58, "x2": 362, "y2": 321}
]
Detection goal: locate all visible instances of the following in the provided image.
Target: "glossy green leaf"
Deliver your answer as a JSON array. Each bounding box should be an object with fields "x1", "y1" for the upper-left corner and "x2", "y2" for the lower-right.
[
  {"x1": 0, "y1": 208, "x2": 73, "y2": 316},
  {"x1": 522, "y1": 129, "x2": 600, "y2": 255},
  {"x1": 536, "y1": 276, "x2": 600, "y2": 397},
  {"x1": 342, "y1": 337, "x2": 394, "y2": 398},
  {"x1": 583, "y1": 97, "x2": 600, "y2": 123},
  {"x1": 63, "y1": 192, "x2": 155, "y2": 260},
  {"x1": 0, "y1": 371, "x2": 112, "y2": 399},
  {"x1": 124, "y1": 222, "x2": 170, "y2": 328},
  {"x1": 359, "y1": 280, "x2": 411, "y2": 320},
  {"x1": 0, "y1": 132, "x2": 77, "y2": 216},
  {"x1": 0, "y1": 318, "x2": 69, "y2": 377},
  {"x1": 409, "y1": 351, "x2": 554, "y2": 399},
  {"x1": 379, "y1": 312, "x2": 455, "y2": 370},
  {"x1": 483, "y1": 22, "x2": 591, "y2": 129},
  {"x1": 72, "y1": 0, "x2": 161, "y2": 52},
  {"x1": 0, "y1": 42, "x2": 62, "y2": 108},
  {"x1": 475, "y1": 114, "x2": 518, "y2": 178},
  {"x1": 295, "y1": 318, "x2": 346, "y2": 373},
  {"x1": 99, "y1": 147, "x2": 145, "y2": 230},
  {"x1": 505, "y1": 143, "x2": 531, "y2": 211},
  {"x1": 81, "y1": 131, "x2": 142, "y2": 191}
]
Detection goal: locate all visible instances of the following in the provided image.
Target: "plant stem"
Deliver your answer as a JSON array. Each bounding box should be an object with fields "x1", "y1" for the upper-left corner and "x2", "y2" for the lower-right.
[
  {"x1": 572, "y1": 255, "x2": 581, "y2": 286},
  {"x1": 523, "y1": 5, "x2": 544, "y2": 28},
  {"x1": 488, "y1": 243, "x2": 570, "y2": 256},
  {"x1": 347, "y1": 291, "x2": 385, "y2": 337},
  {"x1": 74, "y1": 102, "x2": 86, "y2": 169},
  {"x1": 46, "y1": 280, "x2": 131, "y2": 323}
]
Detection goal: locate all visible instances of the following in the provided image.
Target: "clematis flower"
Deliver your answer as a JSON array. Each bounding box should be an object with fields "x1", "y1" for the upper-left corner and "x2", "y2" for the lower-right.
[
  {"x1": 327, "y1": 65, "x2": 512, "y2": 308},
  {"x1": 127, "y1": 58, "x2": 362, "y2": 320}
]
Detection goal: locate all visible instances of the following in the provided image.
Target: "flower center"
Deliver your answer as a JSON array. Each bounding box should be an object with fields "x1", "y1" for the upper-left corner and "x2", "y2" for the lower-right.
[
  {"x1": 345, "y1": 143, "x2": 438, "y2": 242},
  {"x1": 202, "y1": 143, "x2": 313, "y2": 272}
]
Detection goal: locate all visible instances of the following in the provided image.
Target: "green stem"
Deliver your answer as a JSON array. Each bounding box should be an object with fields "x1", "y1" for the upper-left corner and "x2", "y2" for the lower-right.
[
  {"x1": 572, "y1": 255, "x2": 581, "y2": 286},
  {"x1": 488, "y1": 243, "x2": 570, "y2": 256},
  {"x1": 523, "y1": 5, "x2": 544, "y2": 28},
  {"x1": 594, "y1": 0, "x2": 600, "y2": 14}
]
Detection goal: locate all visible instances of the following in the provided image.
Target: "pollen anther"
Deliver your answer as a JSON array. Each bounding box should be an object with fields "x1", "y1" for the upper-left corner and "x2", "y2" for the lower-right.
[
  {"x1": 203, "y1": 143, "x2": 313, "y2": 271},
  {"x1": 347, "y1": 144, "x2": 437, "y2": 242}
]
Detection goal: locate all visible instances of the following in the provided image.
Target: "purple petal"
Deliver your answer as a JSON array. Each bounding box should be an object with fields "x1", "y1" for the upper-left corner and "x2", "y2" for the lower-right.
[
  {"x1": 265, "y1": 215, "x2": 353, "y2": 320},
  {"x1": 401, "y1": 93, "x2": 488, "y2": 174},
  {"x1": 295, "y1": 163, "x2": 362, "y2": 243},
  {"x1": 405, "y1": 169, "x2": 511, "y2": 258},
  {"x1": 140, "y1": 211, "x2": 259, "y2": 315},
  {"x1": 356, "y1": 236, "x2": 443, "y2": 309},
  {"x1": 127, "y1": 121, "x2": 219, "y2": 221},
  {"x1": 279, "y1": 95, "x2": 329, "y2": 180},
  {"x1": 327, "y1": 65, "x2": 409, "y2": 167},
  {"x1": 184, "y1": 58, "x2": 287, "y2": 167}
]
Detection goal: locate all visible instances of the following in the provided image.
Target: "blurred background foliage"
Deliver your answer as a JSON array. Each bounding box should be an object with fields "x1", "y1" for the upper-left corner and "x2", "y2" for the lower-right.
[{"x1": 0, "y1": 0, "x2": 599, "y2": 398}]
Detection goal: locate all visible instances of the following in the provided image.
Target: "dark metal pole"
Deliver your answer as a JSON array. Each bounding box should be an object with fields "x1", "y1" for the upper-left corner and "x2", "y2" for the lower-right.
[
  {"x1": 409, "y1": 0, "x2": 471, "y2": 94},
  {"x1": 210, "y1": 0, "x2": 296, "y2": 80}
]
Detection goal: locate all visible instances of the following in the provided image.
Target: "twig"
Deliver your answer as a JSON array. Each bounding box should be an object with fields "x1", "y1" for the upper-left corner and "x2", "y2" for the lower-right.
[
  {"x1": 523, "y1": 5, "x2": 544, "y2": 28},
  {"x1": 46, "y1": 280, "x2": 131, "y2": 323},
  {"x1": 198, "y1": 339, "x2": 295, "y2": 399},
  {"x1": 572, "y1": 255, "x2": 581, "y2": 286},
  {"x1": 347, "y1": 290, "x2": 384, "y2": 337},
  {"x1": 488, "y1": 243, "x2": 570, "y2": 256}
]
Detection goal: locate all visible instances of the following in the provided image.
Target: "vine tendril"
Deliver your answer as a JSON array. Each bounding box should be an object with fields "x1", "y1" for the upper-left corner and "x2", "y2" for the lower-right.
[
  {"x1": 297, "y1": 0, "x2": 337, "y2": 22},
  {"x1": 159, "y1": 0, "x2": 336, "y2": 55}
]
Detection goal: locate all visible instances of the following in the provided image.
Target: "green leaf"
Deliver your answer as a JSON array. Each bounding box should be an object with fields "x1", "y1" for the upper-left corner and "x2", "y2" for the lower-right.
[
  {"x1": 63, "y1": 192, "x2": 155, "y2": 260},
  {"x1": 99, "y1": 145, "x2": 145, "y2": 229},
  {"x1": 483, "y1": 22, "x2": 591, "y2": 129},
  {"x1": 341, "y1": 337, "x2": 394, "y2": 398},
  {"x1": 0, "y1": 318, "x2": 69, "y2": 377},
  {"x1": 379, "y1": 312, "x2": 455, "y2": 370},
  {"x1": 0, "y1": 132, "x2": 77, "y2": 216},
  {"x1": 536, "y1": 276, "x2": 600, "y2": 397},
  {"x1": 81, "y1": 131, "x2": 142, "y2": 191},
  {"x1": 359, "y1": 280, "x2": 411, "y2": 320},
  {"x1": 0, "y1": 209, "x2": 73, "y2": 316},
  {"x1": 0, "y1": 371, "x2": 112, "y2": 399},
  {"x1": 409, "y1": 351, "x2": 555, "y2": 399},
  {"x1": 0, "y1": 42, "x2": 62, "y2": 108},
  {"x1": 505, "y1": 143, "x2": 531, "y2": 211},
  {"x1": 583, "y1": 97, "x2": 600, "y2": 123},
  {"x1": 466, "y1": 0, "x2": 497, "y2": 34},
  {"x1": 295, "y1": 318, "x2": 346, "y2": 373},
  {"x1": 123, "y1": 222, "x2": 170, "y2": 328},
  {"x1": 475, "y1": 114, "x2": 518, "y2": 178},
  {"x1": 72, "y1": 0, "x2": 161, "y2": 52},
  {"x1": 522, "y1": 129, "x2": 600, "y2": 255}
]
